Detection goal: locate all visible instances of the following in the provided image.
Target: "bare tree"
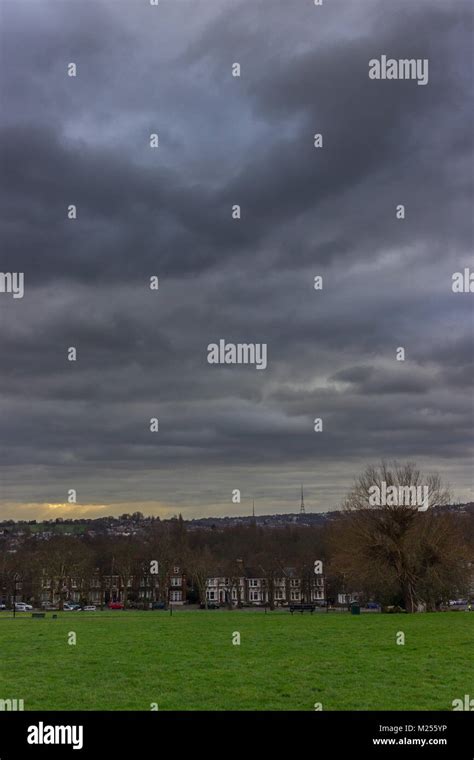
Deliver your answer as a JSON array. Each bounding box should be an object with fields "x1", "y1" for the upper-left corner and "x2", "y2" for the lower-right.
[
  {"x1": 146, "y1": 524, "x2": 175, "y2": 606},
  {"x1": 112, "y1": 538, "x2": 141, "y2": 608},
  {"x1": 39, "y1": 537, "x2": 92, "y2": 609},
  {"x1": 186, "y1": 545, "x2": 215, "y2": 608},
  {"x1": 333, "y1": 461, "x2": 468, "y2": 611}
]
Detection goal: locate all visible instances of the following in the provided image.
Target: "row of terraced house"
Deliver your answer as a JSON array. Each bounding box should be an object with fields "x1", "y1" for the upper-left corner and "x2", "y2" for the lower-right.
[
  {"x1": 205, "y1": 566, "x2": 325, "y2": 607},
  {"x1": 10, "y1": 564, "x2": 326, "y2": 608},
  {"x1": 37, "y1": 566, "x2": 187, "y2": 607}
]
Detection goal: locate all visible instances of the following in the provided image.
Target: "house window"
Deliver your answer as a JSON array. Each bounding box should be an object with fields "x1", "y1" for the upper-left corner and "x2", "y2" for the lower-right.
[
  {"x1": 208, "y1": 591, "x2": 215, "y2": 600},
  {"x1": 170, "y1": 591, "x2": 181, "y2": 602},
  {"x1": 291, "y1": 591, "x2": 300, "y2": 600},
  {"x1": 250, "y1": 591, "x2": 259, "y2": 601},
  {"x1": 249, "y1": 579, "x2": 258, "y2": 587},
  {"x1": 171, "y1": 577, "x2": 181, "y2": 587}
]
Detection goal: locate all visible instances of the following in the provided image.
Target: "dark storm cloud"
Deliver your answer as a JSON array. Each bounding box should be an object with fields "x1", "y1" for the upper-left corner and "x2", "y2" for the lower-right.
[{"x1": 0, "y1": 0, "x2": 472, "y2": 516}]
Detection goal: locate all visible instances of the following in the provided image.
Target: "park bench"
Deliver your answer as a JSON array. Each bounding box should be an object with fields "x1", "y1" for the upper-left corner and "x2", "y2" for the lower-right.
[
  {"x1": 289, "y1": 604, "x2": 315, "y2": 614},
  {"x1": 32, "y1": 612, "x2": 45, "y2": 619}
]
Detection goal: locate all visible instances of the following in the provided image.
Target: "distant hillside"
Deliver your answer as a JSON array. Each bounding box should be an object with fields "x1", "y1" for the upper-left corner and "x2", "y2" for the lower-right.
[{"x1": 1, "y1": 502, "x2": 472, "y2": 535}]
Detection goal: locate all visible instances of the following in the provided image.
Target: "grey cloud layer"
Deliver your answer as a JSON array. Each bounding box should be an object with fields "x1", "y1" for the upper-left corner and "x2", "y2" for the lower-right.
[{"x1": 0, "y1": 0, "x2": 472, "y2": 515}]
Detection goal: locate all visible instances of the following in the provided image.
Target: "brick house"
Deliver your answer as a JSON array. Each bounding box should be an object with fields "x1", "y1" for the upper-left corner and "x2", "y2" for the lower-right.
[
  {"x1": 205, "y1": 566, "x2": 325, "y2": 607},
  {"x1": 40, "y1": 566, "x2": 187, "y2": 607}
]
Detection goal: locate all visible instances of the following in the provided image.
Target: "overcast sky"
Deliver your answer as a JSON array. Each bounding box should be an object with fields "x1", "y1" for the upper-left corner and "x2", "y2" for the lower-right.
[{"x1": 0, "y1": 0, "x2": 472, "y2": 521}]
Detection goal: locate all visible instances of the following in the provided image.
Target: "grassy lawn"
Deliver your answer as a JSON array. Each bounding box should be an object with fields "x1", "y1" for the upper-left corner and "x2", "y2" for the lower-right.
[{"x1": 0, "y1": 610, "x2": 472, "y2": 711}]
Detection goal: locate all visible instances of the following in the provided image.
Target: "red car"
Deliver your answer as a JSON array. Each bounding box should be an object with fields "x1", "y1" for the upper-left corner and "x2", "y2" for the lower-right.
[{"x1": 108, "y1": 601, "x2": 124, "y2": 609}]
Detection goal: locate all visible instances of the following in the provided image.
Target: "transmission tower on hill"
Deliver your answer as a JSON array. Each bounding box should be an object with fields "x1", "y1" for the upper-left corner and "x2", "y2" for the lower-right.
[{"x1": 300, "y1": 485, "x2": 305, "y2": 514}]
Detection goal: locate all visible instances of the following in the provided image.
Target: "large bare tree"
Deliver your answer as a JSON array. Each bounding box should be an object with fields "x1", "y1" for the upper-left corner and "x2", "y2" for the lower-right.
[{"x1": 332, "y1": 461, "x2": 469, "y2": 611}]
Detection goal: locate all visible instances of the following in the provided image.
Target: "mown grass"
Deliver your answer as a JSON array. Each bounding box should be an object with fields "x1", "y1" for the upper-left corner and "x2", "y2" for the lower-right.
[{"x1": 0, "y1": 610, "x2": 472, "y2": 710}]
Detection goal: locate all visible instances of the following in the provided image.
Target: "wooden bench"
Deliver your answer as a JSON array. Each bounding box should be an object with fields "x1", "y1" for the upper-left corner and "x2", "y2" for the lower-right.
[
  {"x1": 289, "y1": 604, "x2": 315, "y2": 614},
  {"x1": 31, "y1": 612, "x2": 45, "y2": 619}
]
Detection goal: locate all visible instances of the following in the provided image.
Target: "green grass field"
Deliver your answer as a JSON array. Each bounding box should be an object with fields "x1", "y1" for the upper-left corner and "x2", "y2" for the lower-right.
[{"x1": 0, "y1": 610, "x2": 472, "y2": 711}]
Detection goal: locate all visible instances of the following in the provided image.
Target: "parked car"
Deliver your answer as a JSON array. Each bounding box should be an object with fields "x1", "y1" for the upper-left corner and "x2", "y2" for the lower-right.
[
  {"x1": 108, "y1": 601, "x2": 124, "y2": 610},
  {"x1": 199, "y1": 602, "x2": 220, "y2": 609},
  {"x1": 41, "y1": 602, "x2": 59, "y2": 610},
  {"x1": 81, "y1": 605, "x2": 96, "y2": 611},
  {"x1": 63, "y1": 603, "x2": 77, "y2": 611},
  {"x1": 0, "y1": 603, "x2": 6, "y2": 610},
  {"x1": 14, "y1": 602, "x2": 33, "y2": 611},
  {"x1": 151, "y1": 601, "x2": 166, "y2": 610}
]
